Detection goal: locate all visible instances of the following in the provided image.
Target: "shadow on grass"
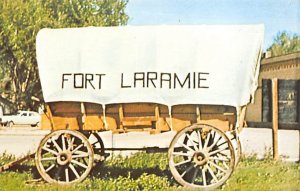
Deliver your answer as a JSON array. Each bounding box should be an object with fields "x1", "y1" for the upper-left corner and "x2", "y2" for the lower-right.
[
  {"x1": 91, "y1": 163, "x2": 173, "y2": 180},
  {"x1": 5, "y1": 162, "x2": 175, "y2": 184}
]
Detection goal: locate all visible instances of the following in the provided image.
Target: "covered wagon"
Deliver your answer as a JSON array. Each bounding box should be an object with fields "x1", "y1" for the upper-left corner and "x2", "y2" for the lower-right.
[{"x1": 35, "y1": 25, "x2": 264, "y2": 189}]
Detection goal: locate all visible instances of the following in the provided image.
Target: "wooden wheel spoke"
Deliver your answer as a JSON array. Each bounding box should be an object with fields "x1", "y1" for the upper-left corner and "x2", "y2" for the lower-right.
[
  {"x1": 216, "y1": 151, "x2": 230, "y2": 158},
  {"x1": 186, "y1": 134, "x2": 198, "y2": 151},
  {"x1": 212, "y1": 131, "x2": 216, "y2": 140},
  {"x1": 41, "y1": 157, "x2": 57, "y2": 161},
  {"x1": 223, "y1": 161, "x2": 229, "y2": 170},
  {"x1": 65, "y1": 168, "x2": 69, "y2": 182},
  {"x1": 207, "y1": 165, "x2": 218, "y2": 183},
  {"x1": 207, "y1": 135, "x2": 223, "y2": 151},
  {"x1": 216, "y1": 141, "x2": 227, "y2": 148},
  {"x1": 45, "y1": 164, "x2": 55, "y2": 173},
  {"x1": 72, "y1": 153, "x2": 89, "y2": 159},
  {"x1": 208, "y1": 161, "x2": 227, "y2": 173},
  {"x1": 197, "y1": 130, "x2": 203, "y2": 150},
  {"x1": 202, "y1": 167, "x2": 207, "y2": 186},
  {"x1": 209, "y1": 146, "x2": 229, "y2": 156},
  {"x1": 42, "y1": 146, "x2": 58, "y2": 156},
  {"x1": 71, "y1": 159, "x2": 88, "y2": 169},
  {"x1": 174, "y1": 159, "x2": 191, "y2": 167},
  {"x1": 51, "y1": 138, "x2": 62, "y2": 152},
  {"x1": 90, "y1": 136, "x2": 100, "y2": 146},
  {"x1": 69, "y1": 163, "x2": 80, "y2": 179},
  {"x1": 62, "y1": 135, "x2": 66, "y2": 151},
  {"x1": 203, "y1": 131, "x2": 211, "y2": 149},
  {"x1": 73, "y1": 150, "x2": 90, "y2": 158},
  {"x1": 209, "y1": 156, "x2": 230, "y2": 162},
  {"x1": 178, "y1": 142, "x2": 195, "y2": 152},
  {"x1": 71, "y1": 144, "x2": 83, "y2": 154},
  {"x1": 68, "y1": 137, "x2": 75, "y2": 151}
]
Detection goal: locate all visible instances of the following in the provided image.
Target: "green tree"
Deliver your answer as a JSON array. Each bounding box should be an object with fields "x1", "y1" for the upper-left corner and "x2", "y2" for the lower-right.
[
  {"x1": 0, "y1": 0, "x2": 128, "y2": 112},
  {"x1": 267, "y1": 31, "x2": 300, "y2": 57}
]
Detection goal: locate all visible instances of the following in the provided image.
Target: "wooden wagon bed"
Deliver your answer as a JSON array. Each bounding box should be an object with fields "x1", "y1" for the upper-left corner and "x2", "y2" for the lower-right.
[{"x1": 42, "y1": 102, "x2": 237, "y2": 134}]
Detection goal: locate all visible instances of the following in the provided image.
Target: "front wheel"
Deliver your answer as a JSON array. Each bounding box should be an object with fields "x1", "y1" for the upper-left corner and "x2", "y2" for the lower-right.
[
  {"x1": 168, "y1": 124, "x2": 235, "y2": 190},
  {"x1": 35, "y1": 130, "x2": 94, "y2": 184}
]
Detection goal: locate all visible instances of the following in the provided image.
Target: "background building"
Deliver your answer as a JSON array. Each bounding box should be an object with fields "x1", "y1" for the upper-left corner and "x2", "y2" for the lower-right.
[{"x1": 246, "y1": 52, "x2": 300, "y2": 129}]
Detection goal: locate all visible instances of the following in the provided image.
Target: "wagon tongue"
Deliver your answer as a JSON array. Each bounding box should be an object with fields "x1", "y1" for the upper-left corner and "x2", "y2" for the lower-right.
[{"x1": 0, "y1": 152, "x2": 35, "y2": 173}]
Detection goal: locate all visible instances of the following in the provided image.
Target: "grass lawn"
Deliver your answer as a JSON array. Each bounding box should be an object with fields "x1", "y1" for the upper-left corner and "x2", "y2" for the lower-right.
[{"x1": 0, "y1": 152, "x2": 299, "y2": 191}]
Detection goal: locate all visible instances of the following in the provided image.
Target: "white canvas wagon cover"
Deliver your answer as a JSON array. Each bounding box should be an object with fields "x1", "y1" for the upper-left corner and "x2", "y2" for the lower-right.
[{"x1": 36, "y1": 25, "x2": 264, "y2": 107}]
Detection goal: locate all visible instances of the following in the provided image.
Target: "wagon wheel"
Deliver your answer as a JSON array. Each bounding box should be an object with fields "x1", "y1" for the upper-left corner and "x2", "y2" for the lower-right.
[
  {"x1": 85, "y1": 132, "x2": 106, "y2": 164},
  {"x1": 35, "y1": 130, "x2": 94, "y2": 184},
  {"x1": 168, "y1": 124, "x2": 235, "y2": 190},
  {"x1": 226, "y1": 132, "x2": 242, "y2": 167},
  {"x1": 235, "y1": 138, "x2": 242, "y2": 166}
]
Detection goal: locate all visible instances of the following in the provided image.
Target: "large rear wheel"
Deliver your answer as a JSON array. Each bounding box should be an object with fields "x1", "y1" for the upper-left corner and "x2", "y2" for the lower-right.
[{"x1": 168, "y1": 124, "x2": 235, "y2": 190}]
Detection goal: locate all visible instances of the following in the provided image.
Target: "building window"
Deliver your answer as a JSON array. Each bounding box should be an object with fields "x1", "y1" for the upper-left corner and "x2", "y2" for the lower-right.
[{"x1": 262, "y1": 79, "x2": 300, "y2": 123}]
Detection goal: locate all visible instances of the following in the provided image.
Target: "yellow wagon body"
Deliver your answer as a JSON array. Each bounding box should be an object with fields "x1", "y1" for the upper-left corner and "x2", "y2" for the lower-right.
[{"x1": 42, "y1": 102, "x2": 237, "y2": 133}]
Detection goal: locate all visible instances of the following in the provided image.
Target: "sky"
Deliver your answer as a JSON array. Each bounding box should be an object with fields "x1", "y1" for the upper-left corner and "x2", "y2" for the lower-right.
[{"x1": 125, "y1": 0, "x2": 300, "y2": 50}]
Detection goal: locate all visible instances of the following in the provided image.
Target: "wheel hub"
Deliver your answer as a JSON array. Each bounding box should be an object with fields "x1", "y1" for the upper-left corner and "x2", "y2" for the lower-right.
[
  {"x1": 57, "y1": 151, "x2": 72, "y2": 166},
  {"x1": 193, "y1": 151, "x2": 208, "y2": 166}
]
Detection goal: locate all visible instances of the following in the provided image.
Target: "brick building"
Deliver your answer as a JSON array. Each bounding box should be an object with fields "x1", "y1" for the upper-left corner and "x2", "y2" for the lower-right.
[{"x1": 246, "y1": 52, "x2": 300, "y2": 129}]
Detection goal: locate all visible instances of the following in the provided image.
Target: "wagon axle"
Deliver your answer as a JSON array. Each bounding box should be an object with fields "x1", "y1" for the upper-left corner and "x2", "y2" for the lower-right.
[
  {"x1": 193, "y1": 151, "x2": 209, "y2": 166},
  {"x1": 57, "y1": 151, "x2": 72, "y2": 166}
]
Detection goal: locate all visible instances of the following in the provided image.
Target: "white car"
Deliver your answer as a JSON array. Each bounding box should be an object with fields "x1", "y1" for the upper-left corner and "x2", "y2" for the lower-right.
[{"x1": 0, "y1": 111, "x2": 41, "y2": 127}]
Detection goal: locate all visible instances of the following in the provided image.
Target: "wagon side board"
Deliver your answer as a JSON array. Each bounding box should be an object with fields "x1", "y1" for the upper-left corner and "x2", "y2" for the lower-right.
[{"x1": 41, "y1": 102, "x2": 237, "y2": 133}]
